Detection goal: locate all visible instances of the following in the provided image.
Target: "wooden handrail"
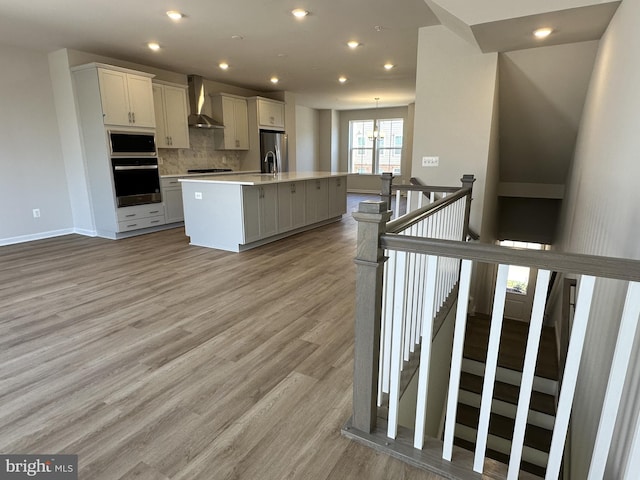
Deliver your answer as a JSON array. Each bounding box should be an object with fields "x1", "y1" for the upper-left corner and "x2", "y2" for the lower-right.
[{"x1": 379, "y1": 236, "x2": 640, "y2": 282}]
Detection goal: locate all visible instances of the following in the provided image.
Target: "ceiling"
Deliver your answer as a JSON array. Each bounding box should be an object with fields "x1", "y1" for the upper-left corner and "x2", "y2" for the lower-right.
[{"x1": 0, "y1": 0, "x2": 620, "y2": 110}]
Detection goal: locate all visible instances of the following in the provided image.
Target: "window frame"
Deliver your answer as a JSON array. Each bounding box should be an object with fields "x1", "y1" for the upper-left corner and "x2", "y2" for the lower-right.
[{"x1": 348, "y1": 118, "x2": 403, "y2": 175}]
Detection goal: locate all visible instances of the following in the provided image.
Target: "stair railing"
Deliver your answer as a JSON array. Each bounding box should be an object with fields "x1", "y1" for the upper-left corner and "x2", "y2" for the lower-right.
[{"x1": 345, "y1": 192, "x2": 640, "y2": 479}]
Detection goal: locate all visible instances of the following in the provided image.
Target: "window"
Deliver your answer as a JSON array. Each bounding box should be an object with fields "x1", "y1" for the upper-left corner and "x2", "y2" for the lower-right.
[
  {"x1": 349, "y1": 118, "x2": 403, "y2": 174},
  {"x1": 500, "y1": 240, "x2": 545, "y2": 295}
]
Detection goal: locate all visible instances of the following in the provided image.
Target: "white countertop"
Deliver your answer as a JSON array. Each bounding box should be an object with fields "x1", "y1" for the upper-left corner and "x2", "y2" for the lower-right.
[{"x1": 178, "y1": 171, "x2": 347, "y2": 186}]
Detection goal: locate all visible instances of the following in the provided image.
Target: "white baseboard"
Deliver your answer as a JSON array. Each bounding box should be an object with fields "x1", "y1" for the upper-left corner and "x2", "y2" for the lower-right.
[
  {"x1": 0, "y1": 227, "x2": 99, "y2": 247},
  {"x1": 1, "y1": 228, "x2": 75, "y2": 247}
]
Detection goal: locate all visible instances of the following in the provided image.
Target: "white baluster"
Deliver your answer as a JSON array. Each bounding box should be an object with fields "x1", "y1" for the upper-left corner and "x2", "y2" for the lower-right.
[
  {"x1": 546, "y1": 275, "x2": 596, "y2": 479},
  {"x1": 414, "y1": 255, "x2": 439, "y2": 449},
  {"x1": 507, "y1": 269, "x2": 551, "y2": 479},
  {"x1": 622, "y1": 394, "x2": 640, "y2": 479},
  {"x1": 474, "y1": 264, "x2": 509, "y2": 473},
  {"x1": 395, "y1": 190, "x2": 401, "y2": 218},
  {"x1": 443, "y1": 259, "x2": 473, "y2": 460},
  {"x1": 588, "y1": 281, "x2": 640, "y2": 480},
  {"x1": 381, "y1": 251, "x2": 397, "y2": 395},
  {"x1": 388, "y1": 250, "x2": 408, "y2": 439}
]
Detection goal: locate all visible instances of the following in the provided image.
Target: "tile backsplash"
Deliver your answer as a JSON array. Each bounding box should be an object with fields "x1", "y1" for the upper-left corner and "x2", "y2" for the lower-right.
[{"x1": 158, "y1": 127, "x2": 243, "y2": 175}]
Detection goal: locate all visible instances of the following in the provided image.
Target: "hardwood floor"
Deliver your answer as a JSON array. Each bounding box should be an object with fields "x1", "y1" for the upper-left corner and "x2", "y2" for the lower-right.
[{"x1": 0, "y1": 194, "x2": 445, "y2": 480}]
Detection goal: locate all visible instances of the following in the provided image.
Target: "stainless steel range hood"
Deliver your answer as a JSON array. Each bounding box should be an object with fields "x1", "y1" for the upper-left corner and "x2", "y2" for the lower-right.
[{"x1": 187, "y1": 75, "x2": 225, "y2": 129}]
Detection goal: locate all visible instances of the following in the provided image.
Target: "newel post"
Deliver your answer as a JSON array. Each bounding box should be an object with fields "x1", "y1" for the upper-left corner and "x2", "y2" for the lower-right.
[
  {"x1": 352, "y1": 200, "x2": 392, "y2": 433},
  {"x1": 380, "y1": 173, "x2": 393, "y2": 212},
  {"x1": 460, "y1": 174, "x2": 476, "y2": 240}
]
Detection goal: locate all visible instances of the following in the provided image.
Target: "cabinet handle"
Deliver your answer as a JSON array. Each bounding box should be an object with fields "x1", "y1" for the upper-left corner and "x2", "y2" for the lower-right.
[
  {"x1": 150, "y1": 220, "x2": 160, "y2": 224},
  {"x1": 132, "y1": 112, "x2": 136, "y2": 123},
  {"x1": 125, "y1": 214, "x2": 136, "y2": 218},
  {"x1": 128, "y1": 112, "x2": 132, "y2": 123},
  {"x1": 126, "y1": 223, "x2": 138, "y2": 228},
  {"x1": 236, "y1": 139, "x2": 240, "y2": 148},
  {"x1": 149, "y1": 210, "x2": 160, "y2": 214},
  {"x1": 169, "y1": 136, "x2": 173, "y2": 145}
]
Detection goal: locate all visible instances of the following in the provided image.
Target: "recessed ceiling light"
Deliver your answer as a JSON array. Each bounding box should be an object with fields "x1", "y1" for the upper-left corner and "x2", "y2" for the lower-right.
[
  {"x1": 384, "y1": 63, "x2": 394, "y2": 70},
  {"x1": 534, "y1": 27, "x2": 553, "y2": 39},
  {"x1": 147, "y1": 42, "x2": 160, "y2": 51},
  {"x1": 338, "y1": 76, "x2": 347, "y2": 83},
  {"x1": 270, "y1": 76, "x2": 279, "y2": 84},
  {"x1": 231, "y1": 34, "x2": 244, "y2": 40},
  {"x1": 292, "y1": 9, "x2": 309, "y2": 18},
  {"x1": 347, "y1": 41, "x2": 360, "y2": 49},
  {"x1": 374, "y1": 25, "x2": 384, "y2": 32},
  {"x1": 219, "y1": 62, "x2": 229, "y2": 70},
  {"x1": 166, "y1": 11, "x2": 183, "y2": 21}
]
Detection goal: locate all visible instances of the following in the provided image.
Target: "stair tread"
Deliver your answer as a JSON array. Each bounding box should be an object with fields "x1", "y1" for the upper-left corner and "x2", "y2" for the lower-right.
[
  {"x1": 454, "y1": 437, "x2": 546, "y2": 478},
  {"x1": 456, "y1": 404, "x2": 552, "y2": 452},
  {"x1": 460, "y1": 372, "x2": 556, "y2": 416},
  {"x1": 464, "y1": 314, "x2": 559, "y2": 381}
]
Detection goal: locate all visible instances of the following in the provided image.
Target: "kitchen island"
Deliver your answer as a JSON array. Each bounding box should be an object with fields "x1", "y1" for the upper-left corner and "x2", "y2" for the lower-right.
[{"x1": 179, "y1": 172, "x2": 348, "y2": 252}]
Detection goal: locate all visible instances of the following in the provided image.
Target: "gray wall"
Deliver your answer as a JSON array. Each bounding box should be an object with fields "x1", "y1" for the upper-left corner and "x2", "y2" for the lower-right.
[
  {"x1": 318, "y1": 109, "x2": 339, "y2": 172},
  {"x1": 556, "y1": 0, "x2": 640, "y2": 477},
  {"x1": 295, "y1": 104, "x2": 320, "y2": 171},
  {"x1": 0, "y1": 45, "x2": 73, "y2": 245},
  {"x1": 411, "y1": 25, "x2": 498, "y2": 237},
  {"x1": 499, "y1": 41, "x2": 599, "y2": 184}
]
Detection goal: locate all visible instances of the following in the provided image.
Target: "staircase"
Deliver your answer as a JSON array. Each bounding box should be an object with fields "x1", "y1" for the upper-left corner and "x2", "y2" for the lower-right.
[{"x1": 453, "y1": 314, "x2": 559, "y2": 477}]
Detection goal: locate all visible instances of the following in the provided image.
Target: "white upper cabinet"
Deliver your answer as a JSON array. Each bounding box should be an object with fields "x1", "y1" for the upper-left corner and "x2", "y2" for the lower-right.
[
  {"x1": 257, "y1": 98, "x2": 285, "y2": 130},
  {"x1": 97, "y1": 67, "x2": 155, "y2": 127},
  {"x1": 211, "y1": 94, "x2": 249, "y2": 150},
  {"x1": 153, "y1": 83, "x2": 189, "y2": 149}
]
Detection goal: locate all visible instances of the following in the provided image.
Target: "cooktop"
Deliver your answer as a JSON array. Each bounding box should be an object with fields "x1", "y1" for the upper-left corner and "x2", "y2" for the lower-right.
[{"x1": 187, "y1": 168, "x2": 233, "y2": 174}]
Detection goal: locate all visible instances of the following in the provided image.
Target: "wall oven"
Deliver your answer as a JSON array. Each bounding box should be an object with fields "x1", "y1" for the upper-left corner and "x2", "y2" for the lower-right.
[
  {"x1": 111, "y1": 158, "x2": 161, "y2": 207},
  {"x1": 108, "y1": 131, "x2": 161, "y2": 207}
]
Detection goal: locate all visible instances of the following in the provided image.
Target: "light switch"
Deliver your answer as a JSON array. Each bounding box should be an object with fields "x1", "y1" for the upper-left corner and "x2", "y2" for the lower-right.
[
  {"x1": 195, "y1": 192, "x2": 203, "y2": 200},
  {"x1": 422, "y1": 156, "x2": 439, "y2": 167}
]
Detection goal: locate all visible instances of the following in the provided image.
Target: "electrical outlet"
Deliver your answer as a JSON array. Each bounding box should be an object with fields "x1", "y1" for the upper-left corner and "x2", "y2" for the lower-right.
[
  {"x1": 422, "y1": 156, "x2": 439, "y2": 167},
  {"x1": 32, "y1": 208, "x2": 40, "y2": 218},
  {"x1": 195, "y1": 192, "x2": 203, "y2": 200}
]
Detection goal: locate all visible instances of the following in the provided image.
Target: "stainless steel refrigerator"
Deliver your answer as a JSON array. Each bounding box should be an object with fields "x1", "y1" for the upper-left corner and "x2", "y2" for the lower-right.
[{"x1": 260, "y1": 130, "x2": 288, "y2": 173}]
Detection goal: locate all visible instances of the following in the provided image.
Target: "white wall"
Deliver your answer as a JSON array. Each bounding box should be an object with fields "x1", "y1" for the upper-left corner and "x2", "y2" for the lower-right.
[
  {"x1": 295, "y1": 105, "x2": 320, "y2": 171},
  {"x1": 0, "y1": 44, "x2": 73, "y2": 245},
  {"x1": 556, "y1": 0, "x2": 640, "y2": 477},
  {"x1": 411, "y1": 25, "x2": 498, "y2": 236}
]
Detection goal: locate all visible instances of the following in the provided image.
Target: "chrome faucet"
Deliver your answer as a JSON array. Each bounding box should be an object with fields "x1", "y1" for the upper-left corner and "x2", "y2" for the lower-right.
[{"x1": 264, "y1": 151, "x2": 278, "y2": 174}]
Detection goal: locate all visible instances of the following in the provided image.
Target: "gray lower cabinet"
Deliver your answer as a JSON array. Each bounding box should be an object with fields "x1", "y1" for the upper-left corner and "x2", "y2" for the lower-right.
[
  {"x1": 117, "y1": 204, "x2": 165, "y2": 232},
  {"x1": 277, "y1": 181, "x2": 306, "y2": 232},
  {"x1": 305, "y1": 178, "x2": 329, "y2": 224},
  {"x1": 242, "y1": 184, "x2": 278, "y2": 243},
  {"x1": 328, "y1": 176, "x2": 347, "y2": 217},
  {"x1": 161, "y1": 177, "x2": 184, "y2": 223}
]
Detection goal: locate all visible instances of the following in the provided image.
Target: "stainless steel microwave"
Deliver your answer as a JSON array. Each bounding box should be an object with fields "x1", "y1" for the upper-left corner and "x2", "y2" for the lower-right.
[{"x1": 108, "y1": 131, "x2": 157, "y2": 156}]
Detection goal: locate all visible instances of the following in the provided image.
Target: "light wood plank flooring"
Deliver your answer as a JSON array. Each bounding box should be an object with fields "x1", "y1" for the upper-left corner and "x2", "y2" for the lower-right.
[{"x1": 0, "y1": 195, "x2": 446, "y2": 480}]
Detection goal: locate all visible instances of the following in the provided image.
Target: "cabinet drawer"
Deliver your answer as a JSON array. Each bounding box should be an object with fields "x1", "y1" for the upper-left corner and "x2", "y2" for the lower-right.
[
  {"x1": 117, "y1": 204, "x2": 165, "y2": 222},
  {"x1": 118, "y1": 215, "x2": 166, "y2": 232},
  {"x1": 161, "y1": 177, "x2": 181, "y2": 189}
]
